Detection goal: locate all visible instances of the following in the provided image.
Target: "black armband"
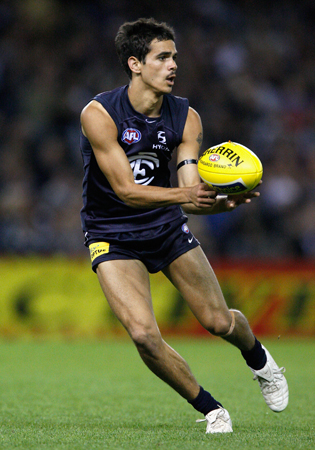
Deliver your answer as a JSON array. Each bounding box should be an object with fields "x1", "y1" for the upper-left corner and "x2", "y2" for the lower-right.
[{"x1": 176, "y1": 159, "x2": 198, "y2": 171}]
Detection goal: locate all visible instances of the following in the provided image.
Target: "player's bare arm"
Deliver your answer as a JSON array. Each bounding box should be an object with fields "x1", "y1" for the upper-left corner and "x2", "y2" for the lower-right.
[
  {"x1": 177, "y1": 107, "x2": 260, "y2": 215},
  {"x1": 80, "y1": 101, "x2": 215, "y2": 209}
]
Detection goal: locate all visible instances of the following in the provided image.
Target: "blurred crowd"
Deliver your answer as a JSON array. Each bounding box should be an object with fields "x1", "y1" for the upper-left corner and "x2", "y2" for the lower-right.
[{"x1": 0, "y1": 0, "x2": 315, "y2": 260}]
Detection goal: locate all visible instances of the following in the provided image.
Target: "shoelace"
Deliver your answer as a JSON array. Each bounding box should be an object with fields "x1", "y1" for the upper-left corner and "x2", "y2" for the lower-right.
[
  {"x1": 253, "y1": 367, "x2": 286, "y2": 393},
  {"x1": 196, "y1": 407, "x2": 225, "y2": 424},
  {"x1": 253, "y1": 366, "x2": 286, "y2": 381}
]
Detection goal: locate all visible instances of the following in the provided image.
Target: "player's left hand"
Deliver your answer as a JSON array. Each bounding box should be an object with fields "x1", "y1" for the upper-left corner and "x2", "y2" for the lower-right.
[{"x1": 225, "y1": 181, "x2": 262, "y2": 210}]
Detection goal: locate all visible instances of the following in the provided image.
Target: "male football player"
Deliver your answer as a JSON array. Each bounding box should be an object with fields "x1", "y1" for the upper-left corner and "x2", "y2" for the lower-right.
[{"x1": 80, "y1": 18, "x2": 288, "y2": 433}]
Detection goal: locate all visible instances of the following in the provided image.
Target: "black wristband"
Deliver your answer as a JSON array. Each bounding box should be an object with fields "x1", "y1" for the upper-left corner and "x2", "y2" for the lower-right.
[{"x1": 176, "y1": 159, "x2": 198, "y2": 171}]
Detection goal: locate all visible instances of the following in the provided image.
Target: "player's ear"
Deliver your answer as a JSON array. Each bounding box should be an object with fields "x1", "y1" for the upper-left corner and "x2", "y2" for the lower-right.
[{"x1": 128, "y1": 56, "x2": 141, "y2": 75}]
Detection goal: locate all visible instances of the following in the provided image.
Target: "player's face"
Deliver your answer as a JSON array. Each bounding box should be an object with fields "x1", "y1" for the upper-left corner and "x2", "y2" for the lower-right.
[{"x1": 140, "y1": 39, "x2": 177, "y2": 94}]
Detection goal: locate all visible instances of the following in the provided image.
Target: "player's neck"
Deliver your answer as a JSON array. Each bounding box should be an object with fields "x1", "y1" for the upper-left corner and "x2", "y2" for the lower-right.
[{"x1": 128, "y1": 82, "x2": 163, "y2": 118}]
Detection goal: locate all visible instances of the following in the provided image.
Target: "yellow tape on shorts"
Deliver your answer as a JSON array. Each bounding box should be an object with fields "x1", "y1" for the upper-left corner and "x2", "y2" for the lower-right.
[{"x1": 89, "y1": 242, "x2": 110, "y2": 263}]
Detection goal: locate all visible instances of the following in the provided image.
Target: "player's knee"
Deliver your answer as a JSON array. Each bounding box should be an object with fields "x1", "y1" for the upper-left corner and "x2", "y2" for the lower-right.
[
  {"x1": 204, "y1": 310, "x2": 234, "y2": 337},
  {"x1": 130, "y1": 326, "x2": 162, "y2": 358}
]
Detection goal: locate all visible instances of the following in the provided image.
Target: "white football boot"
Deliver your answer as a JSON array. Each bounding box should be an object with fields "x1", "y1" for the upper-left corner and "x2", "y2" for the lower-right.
[
  {"x1": 197, "y1": 407, "x2": 233, "y2": 434},
  {"x1": 251, "y1": 345, "x2": 289, "y2": 412}
]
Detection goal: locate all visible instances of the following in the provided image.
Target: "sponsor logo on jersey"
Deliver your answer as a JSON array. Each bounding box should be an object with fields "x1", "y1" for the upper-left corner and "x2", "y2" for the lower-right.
[
  {"x1": 152, "y1": 143, "x2": 170, "y2": 151},
  {"x1": 152, "y1": 130, "x2": 170, "y2": 152},
  {"x1": 89, "y1": 242, "x2": 110, "y2": 262},
  {"x1": 157, "y1": 131, "x2": 167, "y2": 144},
  {"x1": 122, "y1": 128, "x2": 142, "y2": 145},
  {"x1": 128, "y1": 152, "x2": 160, "y2": 185}
]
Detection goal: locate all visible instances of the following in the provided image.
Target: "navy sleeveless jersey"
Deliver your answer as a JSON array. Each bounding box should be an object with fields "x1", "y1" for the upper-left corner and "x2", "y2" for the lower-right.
[{"x1": 80, "y1": 85, "x2": 189, "y2": 233}]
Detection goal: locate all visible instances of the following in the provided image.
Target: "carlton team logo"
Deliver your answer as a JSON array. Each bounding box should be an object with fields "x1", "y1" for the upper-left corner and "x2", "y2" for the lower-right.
[
  {"x1": 209, "y1": 154, "x2": 220, "y2": 162},
  {"x1": 128, "y1": 152, "x2": 159, "y2": 185},
  {"x1": 122, "y1": 128, "x2": 142, "y2": 145}
]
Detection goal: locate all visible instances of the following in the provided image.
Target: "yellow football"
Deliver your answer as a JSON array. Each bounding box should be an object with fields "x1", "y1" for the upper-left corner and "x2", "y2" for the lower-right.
[{"x1": 198, "y1": 141, "x2": 263, "y2": 195}]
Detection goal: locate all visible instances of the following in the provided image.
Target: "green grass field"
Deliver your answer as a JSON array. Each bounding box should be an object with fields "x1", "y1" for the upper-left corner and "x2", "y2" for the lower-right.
[{"x1": 0, "y1": 338, "x2": 314, "y2": 450}]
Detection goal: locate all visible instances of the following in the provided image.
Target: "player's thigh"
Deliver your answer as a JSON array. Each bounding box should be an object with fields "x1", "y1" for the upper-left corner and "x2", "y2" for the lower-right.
[
  {"x1": 96, "y1": 259, "x2": 159, "y2": 336},
  {"x1": 162, "y1": 246, "x2": 230, "y2": 323}
]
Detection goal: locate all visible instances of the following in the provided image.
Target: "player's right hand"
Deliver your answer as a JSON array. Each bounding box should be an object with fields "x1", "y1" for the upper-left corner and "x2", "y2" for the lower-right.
[{"x1": 189, "y1": 183, "x2": 217, "y2": 208}]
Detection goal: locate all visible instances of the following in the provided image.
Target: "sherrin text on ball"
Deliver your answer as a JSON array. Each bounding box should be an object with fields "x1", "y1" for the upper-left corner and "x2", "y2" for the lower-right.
[{"x1": 198, "y1": 141, "x2": 263, "y2": 195}]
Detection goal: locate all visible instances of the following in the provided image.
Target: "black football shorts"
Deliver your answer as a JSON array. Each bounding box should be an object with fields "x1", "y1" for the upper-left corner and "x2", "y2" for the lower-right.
[{"x1": 84, "y1": 217, "x2": 200, "y2": 273}]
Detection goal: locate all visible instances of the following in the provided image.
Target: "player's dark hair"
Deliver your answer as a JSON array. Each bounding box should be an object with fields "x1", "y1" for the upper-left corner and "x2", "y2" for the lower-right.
[{"x1": 115, "y1": 18, "x2": 175, "y2": 79}]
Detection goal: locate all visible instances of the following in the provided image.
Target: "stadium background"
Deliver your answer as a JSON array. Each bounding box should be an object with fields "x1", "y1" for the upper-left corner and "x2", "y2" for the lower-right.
[{"x1": 0, "y1": 0, "x2": 314, "y2": 338}]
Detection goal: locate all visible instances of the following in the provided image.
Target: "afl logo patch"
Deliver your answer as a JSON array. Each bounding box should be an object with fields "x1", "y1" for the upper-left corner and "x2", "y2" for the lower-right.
[
  {"x1": 182, "y1": 224, "x2": 190, "y2": 234},
  {"x1": 209, "y1": 154, "x2": 220, "y2": 162},
  {"x1": 122, "y1": 128, "x2": 142, "y2": 145}
]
